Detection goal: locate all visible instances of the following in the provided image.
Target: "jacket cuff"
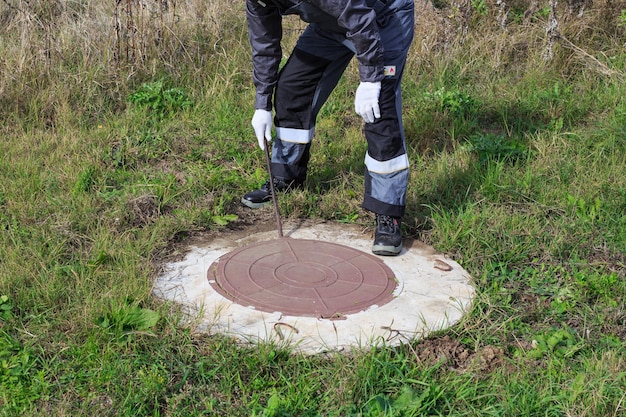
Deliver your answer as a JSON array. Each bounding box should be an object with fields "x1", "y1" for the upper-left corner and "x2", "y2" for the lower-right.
[
  {"x1": 359, "y1": 63, "x2": 384, "y2": 83},
  {"x1": 255, "y1": 94, "x2": 273, "y2": 111}
]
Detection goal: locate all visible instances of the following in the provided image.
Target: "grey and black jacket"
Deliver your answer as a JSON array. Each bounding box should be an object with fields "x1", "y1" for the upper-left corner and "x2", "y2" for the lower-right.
[{"x1": 245, "y1": 0, "x2": 386, "y2": 110}]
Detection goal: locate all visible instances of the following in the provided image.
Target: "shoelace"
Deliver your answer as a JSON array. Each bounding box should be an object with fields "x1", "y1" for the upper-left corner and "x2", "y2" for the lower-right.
[
  {"x1": 262, "y1": 178, "x2": 290, "y2": 192},
  {"x1": 377, "y1": 215, "x2": 397, "y2": 233}
]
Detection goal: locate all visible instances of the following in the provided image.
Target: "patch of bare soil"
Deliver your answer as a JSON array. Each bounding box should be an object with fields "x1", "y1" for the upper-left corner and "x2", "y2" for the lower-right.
[
  {"x1": 229, "y1": 203, "x2": 280, "y2": 235},
  {"x1": 155, "y1": 203, "x2": 298, "y2": 265},
  {"x1": 413, "y1": 335, "x2": 505, "y2": 373},
  {"x1": 128, "y1": 194, "x2": 161, "y2": 227}
]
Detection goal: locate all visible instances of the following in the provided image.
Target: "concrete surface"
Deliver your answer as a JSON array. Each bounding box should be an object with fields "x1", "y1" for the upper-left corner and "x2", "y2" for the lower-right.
[{"x1": 153, "y1": 221, "x2": 475, "y2": 354}]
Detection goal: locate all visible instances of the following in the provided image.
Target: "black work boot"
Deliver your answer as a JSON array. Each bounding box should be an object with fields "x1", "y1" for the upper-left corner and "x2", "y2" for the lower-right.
[
  {"x1": 372, "y1": 214, "x2": 403, "y2": 256},
  {"x1": 241, "y1": 178, "x2": 298, "y2": 209}
]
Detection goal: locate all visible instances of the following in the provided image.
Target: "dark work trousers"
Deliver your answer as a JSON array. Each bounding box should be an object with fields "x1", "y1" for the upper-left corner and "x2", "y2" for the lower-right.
[{"x1": 271, "y1": 0, "x2": 414, "y2": 218}]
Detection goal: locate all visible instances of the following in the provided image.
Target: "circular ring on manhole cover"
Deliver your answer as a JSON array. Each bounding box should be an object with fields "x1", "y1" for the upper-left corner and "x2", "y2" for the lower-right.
[{"x1": 208, "y1": 238, "x2": 397, "y2": 318}]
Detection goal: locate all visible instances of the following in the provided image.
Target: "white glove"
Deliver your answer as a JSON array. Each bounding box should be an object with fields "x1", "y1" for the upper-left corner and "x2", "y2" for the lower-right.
[
  {"x1": 354, "y1": 81, "x2": 381, "y2": 124},
  {"x1": 251, "y1": 109, "x2": 273, "y2": 150}
]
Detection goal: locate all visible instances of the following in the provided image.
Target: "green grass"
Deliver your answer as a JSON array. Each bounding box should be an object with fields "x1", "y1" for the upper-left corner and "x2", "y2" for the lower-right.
[{"x1": 1, "y1": 0, "x2": 626, "y2": 416}]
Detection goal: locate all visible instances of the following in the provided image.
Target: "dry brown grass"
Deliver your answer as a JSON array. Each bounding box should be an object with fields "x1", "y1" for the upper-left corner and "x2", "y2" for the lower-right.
[
  {"x1": 0, "y1": 0, "x2": 245, "y2": 68},
  {"x1": 411, "y1": 0, "x2": 626, "y2": 76},
  {"x1": 1, "y1": 0, "x2": 623, "y2": 71},
  {"x1": 0, "y1": 0, "x2": 251, "y2": 129},
  {"x1": 1, "y1": 0, "x2": 625, "y2": 129}
]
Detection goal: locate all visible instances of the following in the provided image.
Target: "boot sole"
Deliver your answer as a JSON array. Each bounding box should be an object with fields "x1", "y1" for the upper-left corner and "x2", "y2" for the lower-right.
[
  {"x1": 240, "y1": 197, "x2": 271, "y2": 209},
  {"x1": 372, "y1": 243, "x2": 403, "y2": 256}
]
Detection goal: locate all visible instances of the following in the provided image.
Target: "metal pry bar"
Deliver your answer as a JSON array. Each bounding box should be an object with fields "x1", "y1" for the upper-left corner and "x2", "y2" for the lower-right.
[{"x1": 263, "y1": 138, "x2": 284, "y2": 238}]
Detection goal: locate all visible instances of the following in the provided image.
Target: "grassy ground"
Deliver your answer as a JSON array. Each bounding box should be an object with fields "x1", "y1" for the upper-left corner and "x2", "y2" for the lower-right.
[{"x1": 1, "y1": 0, "x2": 625, "y2": 415}]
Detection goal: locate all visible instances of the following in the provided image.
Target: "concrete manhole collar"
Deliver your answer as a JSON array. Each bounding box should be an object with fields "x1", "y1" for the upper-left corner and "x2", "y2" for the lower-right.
[{"x1": 154, "y1": 221, "x2": 475, "y2": 354}]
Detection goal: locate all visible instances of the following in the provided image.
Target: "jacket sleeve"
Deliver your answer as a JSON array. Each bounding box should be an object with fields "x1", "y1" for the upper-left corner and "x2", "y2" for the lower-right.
[
  {"x1": 246, "y1": 0, "x2": 283, "y2": 110},
  {"x1": 308, "y1": 0, "x2": 384, "y2": 83}
]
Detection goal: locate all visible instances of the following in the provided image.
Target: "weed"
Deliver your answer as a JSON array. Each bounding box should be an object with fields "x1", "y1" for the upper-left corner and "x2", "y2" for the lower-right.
[
  {"x1": 0, "y1": 296, "x2": 12, "y2": 322},
  {"x1": 525, "y1": 326, "x2": 584, "y2": 359},
  {"x1": 566, "y1": 194, "x2": 603, "y2": 224},
  {"x1": 96, "y1": 302, "x2": 160, "y2": 340},
  {"x1": 423, "y1": 87, "x2": 477, "y2": 118},
  {"x1": 618, "y1": 9, "x2": 626, "y2": 27},
  {"x1": 465, "y1": 132, "x2": 527, "y2": 164},
  {"x1": 73, "y1": 165, "x2": 98, "y2": 195},
  {"x1": 127, "y1": 80, "x2": 192, "y2": 118},
  {"x1": 471, "y1": 0, "x2": 488, "y2": 16},
  {"x1": 211, "y1": 213, "x2": 238, "y2": 226},
  {"x1": 353, "y1": 385, "x2": 444, "y2": 417},
  {"x1": 0, "y1": 330, "x2": 44, "y2": 412}
]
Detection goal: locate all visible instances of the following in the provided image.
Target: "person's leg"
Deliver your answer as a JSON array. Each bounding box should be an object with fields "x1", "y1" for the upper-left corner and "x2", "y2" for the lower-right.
[
  {"x1": 242, "y1": 26, "x2": 354, "y2": 208},
  {"x1": 271, "y1": 26, "x2": 355, "y2": 182},
  {"x1": 364, "y1": 0, "x2": 415, "y2": 255}
]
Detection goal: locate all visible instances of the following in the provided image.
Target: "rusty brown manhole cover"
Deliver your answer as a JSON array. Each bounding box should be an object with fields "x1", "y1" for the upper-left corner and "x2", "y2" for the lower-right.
[{"x1": 208, "y1": 238, "x2": 397, "y2": 318}]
